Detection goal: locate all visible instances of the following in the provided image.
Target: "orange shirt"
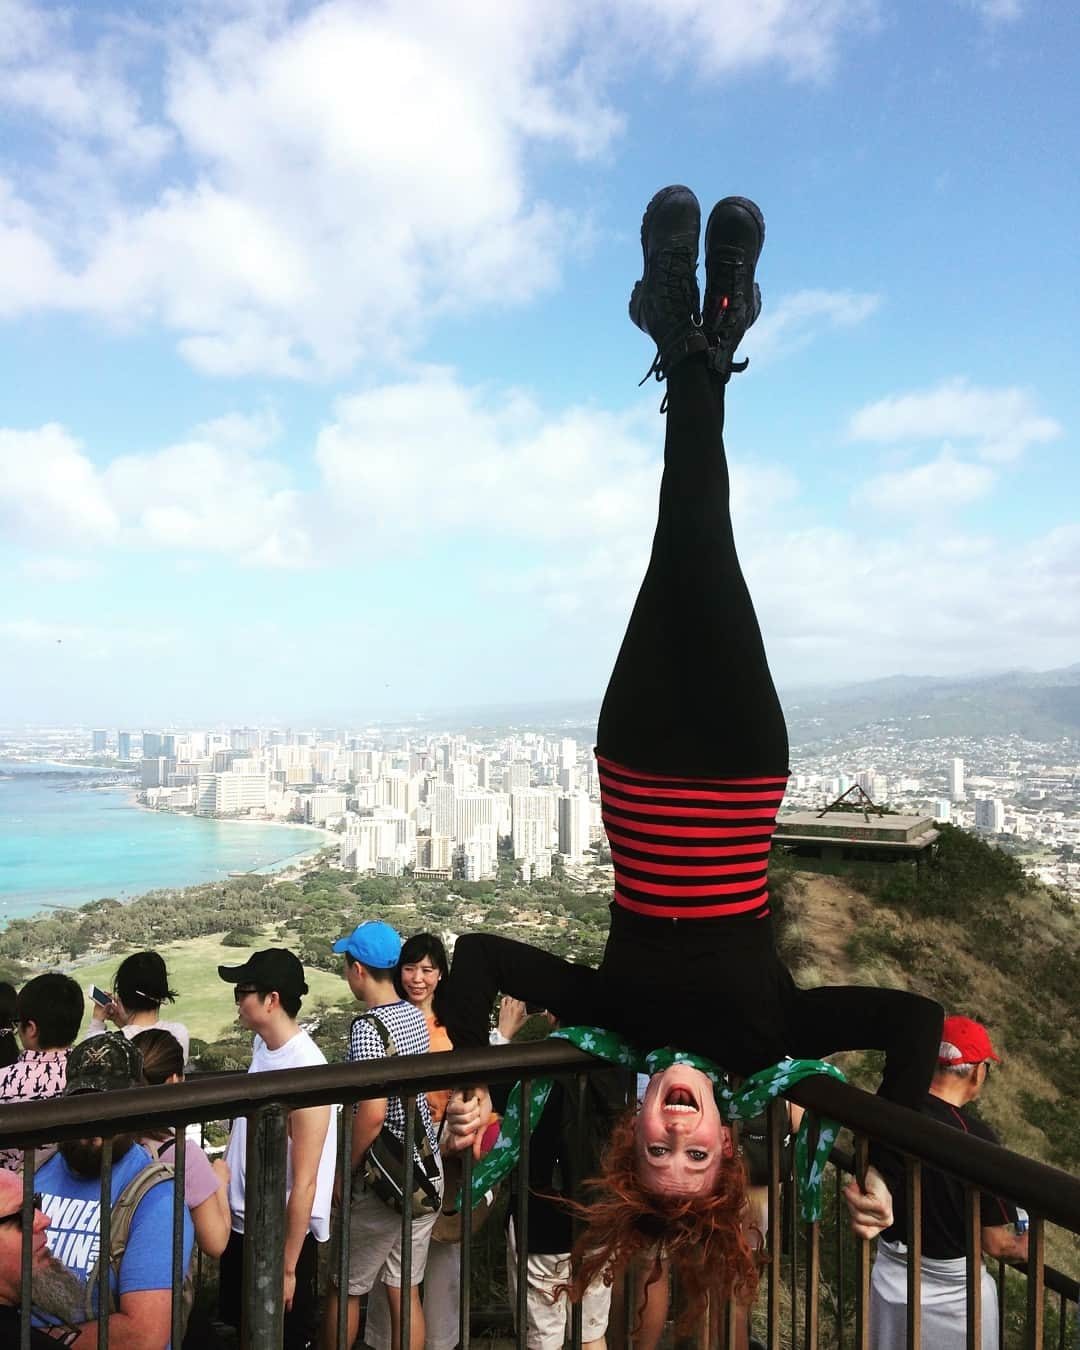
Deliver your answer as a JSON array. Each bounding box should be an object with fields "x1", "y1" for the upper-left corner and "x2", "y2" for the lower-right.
[{"x1": 424, "y1": 1012, "x2": 453, "y2": 1123}]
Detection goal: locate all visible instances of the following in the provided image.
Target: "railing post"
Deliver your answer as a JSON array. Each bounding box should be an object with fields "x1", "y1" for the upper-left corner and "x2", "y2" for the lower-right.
[
  {"x1": 98, "y1": 1136, "x2": 113, "y2": 1350},
  {"x1": 964, "y1": 1186, "x2": 981, "y2": 1350},
  {"x1": 804, "y1": 1112, "x2": 821, "y2": 1350},
  {"x1": 399, "y1": 1096, "x2": 417, "y2": 1350},
  {"x1": 905, "y1": 1157, "x2": 922, "y2": 1350},
  {"x1": 334, "y1": 1106, "x2": 353, "y2": 1350},
  {"x1": 569, "y1": 1073, "x2": 587, "y2": 1350},
  {"x1": 1025, "y1": 1216, "x2": 1045, "y2": 1350},
  {"x1": 514, "y1": 1078, "x2": 532, "y2": 1350},
  {"x1": 459, "y1": 1138, "x2": 474, "y2": 1350},
  {"x1": 19, "y1": 1151, "x2": 36, "y2": 1350},
  {"x1": 853, "y1": 1136, "x2": 871, "y2": 1350},
  {"x1": 766, "y1": 1098, "x2": 783, "y2": 1350},
  {"x1": 170, "y1": 1125, "x2": 187, "y2": 1350},
  {"x1": 244, "y1": 1103, "x2": 288, "y2": 1349}
]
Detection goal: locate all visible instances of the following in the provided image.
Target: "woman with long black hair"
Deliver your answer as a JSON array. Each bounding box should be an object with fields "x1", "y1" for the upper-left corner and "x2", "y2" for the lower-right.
[{"x1": 436, "y1": 186, "x2": 943, "y2": 1335}]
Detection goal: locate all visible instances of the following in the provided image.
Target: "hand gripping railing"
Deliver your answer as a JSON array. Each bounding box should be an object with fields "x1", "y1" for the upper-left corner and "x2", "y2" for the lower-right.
[{"x1": 1, "y1": 1042, "x2": 1078, "y2": 1350}]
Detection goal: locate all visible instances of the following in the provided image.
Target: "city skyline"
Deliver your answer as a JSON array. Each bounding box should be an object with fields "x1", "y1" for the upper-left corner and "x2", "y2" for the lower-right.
[{"x1": 1, "y1": 1, "x2": 1078, "y2": 722}]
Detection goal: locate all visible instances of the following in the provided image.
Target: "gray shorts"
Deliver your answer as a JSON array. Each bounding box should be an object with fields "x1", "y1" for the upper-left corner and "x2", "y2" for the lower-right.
[{"x1": 331, "y1": 1178, "x2": 439, "y2": 1296}]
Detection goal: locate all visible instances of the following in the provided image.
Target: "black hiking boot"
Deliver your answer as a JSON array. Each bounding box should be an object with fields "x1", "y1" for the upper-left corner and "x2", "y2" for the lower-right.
[
  {"x1": 702, "y1": 195, "x2": 765, "y2": 382},
  {"x1": 629, "y1": 185, "x2": 707, "y2": 388}
]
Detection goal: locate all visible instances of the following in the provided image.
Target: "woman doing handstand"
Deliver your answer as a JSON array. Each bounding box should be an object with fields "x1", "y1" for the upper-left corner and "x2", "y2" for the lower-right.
[{"x1": 437, "y1": 186, "x2": 943, "y2": 1331}]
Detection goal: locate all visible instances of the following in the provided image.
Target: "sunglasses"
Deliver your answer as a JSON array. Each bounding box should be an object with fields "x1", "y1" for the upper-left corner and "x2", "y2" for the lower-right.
[
  {"x1": 0, "y1": 1193, "x2": 42, "y2": 1230},
  {"x1": 233, "y1": 986, "x2": 262, "y2": 1004}
]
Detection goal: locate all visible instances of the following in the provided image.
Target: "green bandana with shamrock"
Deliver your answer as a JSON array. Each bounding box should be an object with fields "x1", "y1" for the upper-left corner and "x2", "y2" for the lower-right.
[{"x1": 463, "y1": 1026, "x2": 845, "y2": 1222}]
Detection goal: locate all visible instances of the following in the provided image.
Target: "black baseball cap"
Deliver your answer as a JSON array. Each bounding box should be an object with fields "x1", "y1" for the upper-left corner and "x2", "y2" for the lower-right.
[
  {"x1": 217, "y1": 948, "x2": 308, "y2": 998},
  {"x1": 65, "y1": 1033, "x2": 144, "y2": 1095}
]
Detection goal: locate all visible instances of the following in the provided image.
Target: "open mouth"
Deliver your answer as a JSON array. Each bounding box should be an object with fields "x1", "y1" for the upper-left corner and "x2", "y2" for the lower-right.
[{"x1": 663, "y1": 1085, "x2": 699, "y2": 1114}]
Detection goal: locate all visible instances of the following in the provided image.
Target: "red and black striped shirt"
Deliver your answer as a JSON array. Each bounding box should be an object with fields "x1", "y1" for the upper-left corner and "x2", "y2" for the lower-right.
[{"x1": 597, "y1": 754, "x2": 789, "y2": 920}]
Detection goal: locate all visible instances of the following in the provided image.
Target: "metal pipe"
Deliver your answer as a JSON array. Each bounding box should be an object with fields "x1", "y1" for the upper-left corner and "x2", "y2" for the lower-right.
[
  {"x1": 514, "y1": 1078, "x2": 532, "y2": 1350},
  {"x1": 906, "y1": 1157, "x2": 922, "y2": 1350},
  {"x1": 766, "y1": 1098, "x2": 782, "y2": 1350},
  {"x1": 459, "y1": 1140, "x2": 474, "y2": 1350},
  {"x1": 1025, "y1": 1216, "x2": 1045, "y2": 1350},
  {"x1": 835, "y1": 1161, "x2": 845, "y2": 1350},
  {"x1": 244, "y1": 1103, "x2": 287, "y2": 1349},
  {"x1": 170, "y1": 1125, "x2": 187, "y2": 1350},
  {"x1": 334, "y1": 1108, "x2": 352, "y2": 1350},
  {"x1": 399, "y1": 1097, "x2": 416, "y2": 1350},
  {"x1": 19, "y1": 1151, "x2": 36, "y2": 1350},
  {"x1": 569, "y1": 1072, "x2": 587, "y2": 1350},
  {"x1": 804, "y1": 1111, "x2": 821, "y2": 1350},
  {"x1": 964, "y1": 1185, "x2": 981, "y2": 1350},
  {"x1": 95, "y1": 1137, "x2": 113, "y2": 1350},
  {"x1": 853, "y1": 1136, "x2": 870, "y2": 1350},
  {"x1": 0, "y1": 1048, "x2": 1078, "y2": 1239}
]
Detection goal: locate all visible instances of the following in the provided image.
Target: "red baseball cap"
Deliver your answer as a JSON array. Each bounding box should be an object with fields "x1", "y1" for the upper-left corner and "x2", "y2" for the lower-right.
[{"x1": 939, "y1": 1014, "x2": 1001, "y2": 1065}]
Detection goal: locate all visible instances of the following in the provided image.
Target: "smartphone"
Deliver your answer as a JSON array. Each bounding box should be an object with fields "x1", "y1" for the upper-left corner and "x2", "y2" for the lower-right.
[
  {"x1": 89, "y1": 985, "x2": 112, "y2": 1008},
  {"x1": 525, "y1": 1002, "x2": 546, "y2": 1015}
]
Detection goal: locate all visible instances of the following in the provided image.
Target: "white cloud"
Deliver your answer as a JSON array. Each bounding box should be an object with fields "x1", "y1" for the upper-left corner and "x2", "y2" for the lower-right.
[
  {"x1": 848, "y1": 378, "x2": 1060, "y2": 462},
  {"x1": 853, "y1": 453, "x2": 997, "y2": 513},
  {"x1": 963, "y1": 0, "x2": 1023, "y2": 22},
  {"x1": 743, "y1": 288, "x2": 881, "y2": 364},
  {"x1": 316, "y1": 367, "x2": 662, "y2": 546},
  {"x1": 0, "y1": 0, "x2": 880, "y2": 376},
  {"x1": 18, "y1": 556, "x2": 101, "y2": 582},
  {"x1": 611, "y1": 0, "x2": 876, "y2": 81},
  {"x1": 0, "y1": 424, "x2": 119, "y2": 543},
  {"x1": 1, "y1": 414, "x2": 311, "y2": 568},
  {"x1": 192, "y1": 408, "x2": 282, "y2": 453}
]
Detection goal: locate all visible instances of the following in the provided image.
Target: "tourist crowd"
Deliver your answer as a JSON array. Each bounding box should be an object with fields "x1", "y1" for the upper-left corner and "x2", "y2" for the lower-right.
[{"x1": 0, "y1": 934, "x2": 1024, "y2": 1350}]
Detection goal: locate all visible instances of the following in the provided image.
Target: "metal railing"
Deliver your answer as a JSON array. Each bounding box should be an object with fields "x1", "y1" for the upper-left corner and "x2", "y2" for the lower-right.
[{"x1": 1, "y1": 1041, "x2": 1078, "y2": 1349}]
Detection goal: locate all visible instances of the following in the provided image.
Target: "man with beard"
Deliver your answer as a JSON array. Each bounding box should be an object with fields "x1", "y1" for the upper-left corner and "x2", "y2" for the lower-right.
[
  {"x1": 0, "y1": 1167, "x2": 83, "y2": 1346},
  {"x1": 32, "y1": 1034, "x2": 193, "y2": 1348}
]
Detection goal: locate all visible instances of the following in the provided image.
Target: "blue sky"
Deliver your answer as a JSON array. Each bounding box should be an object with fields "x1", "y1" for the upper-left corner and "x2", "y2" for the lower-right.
[{"x1": 2, "y1": 0, "x2": 1077, "y2": 725}]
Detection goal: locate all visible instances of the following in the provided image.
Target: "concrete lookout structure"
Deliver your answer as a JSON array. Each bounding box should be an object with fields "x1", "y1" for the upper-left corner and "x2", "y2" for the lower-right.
[{"x1": 774, "y1": 811, "x2": 940, "y2": 881}]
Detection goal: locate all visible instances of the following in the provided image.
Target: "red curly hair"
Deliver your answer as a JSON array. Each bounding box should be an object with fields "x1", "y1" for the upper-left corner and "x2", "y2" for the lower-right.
[{"x1": 564, "y1": 1108, "x2": 761, "y2": 1338}]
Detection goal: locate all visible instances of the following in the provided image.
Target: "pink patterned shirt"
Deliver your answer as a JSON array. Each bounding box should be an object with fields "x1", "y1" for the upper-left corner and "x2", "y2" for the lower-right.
[{"x1": 0, "y1": 1049, "x2": 68, "y2": 1171}]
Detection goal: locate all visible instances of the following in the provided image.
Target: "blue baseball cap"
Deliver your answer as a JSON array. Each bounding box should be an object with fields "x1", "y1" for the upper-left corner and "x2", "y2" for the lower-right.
[{"x1": 333, "y1": 921, "x2": 402, "y2": 969}]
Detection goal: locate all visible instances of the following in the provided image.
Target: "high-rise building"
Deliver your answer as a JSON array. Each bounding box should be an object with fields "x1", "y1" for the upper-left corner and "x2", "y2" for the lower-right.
[
  {"x1": 505, "y1": 761, "x2": 531, "y2": 794},
  {"x1": 511, "y1": 789, "x2": 557, "y2": 860},
  {"x1": 431, "y1": 783, "x2": 456, "y2": 839},
  {"x1": 947, "y1": 758, "x2": 965, "y2": 802},
  {"x1": 117, "y1": 731, "x2": 132, "y2": 760},
  {"x1": 974, "y1": 798, "x2": 1005, "y2": 834},
  {"x1": 558, "y1": 792, "x2": 592, "y2": 863},
  {"x1": 196, "y1": 771, "x2": 269, "y2": 816},
  {"x1": 454, "y1": 790, "x2": 497, "y2": 846},
  {"x1": 91, "y1": 729, "x2": 108, "y2": 752},
  {"x1": 142, "y1": 731, "x2": 162, "y2": 759},
  {"x1": 141, "y1": 757, "x2": 171, "y2": 789},
  {"x1": 934, "y1": 799, "x2": 952, "y2": 822},
  {"x1": 304, "y1": 791, "x2": 349, "y2": 824}
]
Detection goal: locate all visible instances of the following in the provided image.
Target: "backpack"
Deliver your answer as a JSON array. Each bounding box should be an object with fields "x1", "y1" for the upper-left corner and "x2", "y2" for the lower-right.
[
  {"x1": 353, "y1": 1013, "x2": 442, "y2": 1218},
  {"x1": 83, "y1": 1159, "x2": 194, "y2": 1326}
]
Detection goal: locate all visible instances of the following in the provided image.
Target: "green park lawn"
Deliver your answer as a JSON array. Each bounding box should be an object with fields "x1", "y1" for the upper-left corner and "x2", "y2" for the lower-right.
[{"x1": 76, "y1": 930, "x2": 354, "y2": 1044}]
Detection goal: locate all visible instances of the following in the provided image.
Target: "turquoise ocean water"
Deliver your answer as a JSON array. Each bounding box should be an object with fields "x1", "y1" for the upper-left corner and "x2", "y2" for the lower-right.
[{"x1": 0, "y1": 762, "x2": 323, "y2": 920}]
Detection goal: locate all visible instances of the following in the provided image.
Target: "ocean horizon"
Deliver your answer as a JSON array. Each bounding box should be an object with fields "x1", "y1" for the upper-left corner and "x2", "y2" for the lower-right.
[{"x1": 0, "y1": 761, "x2": 324, "y2": 921}]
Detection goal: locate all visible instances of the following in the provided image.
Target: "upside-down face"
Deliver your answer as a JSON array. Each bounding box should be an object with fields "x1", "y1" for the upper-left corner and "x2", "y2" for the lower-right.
[{"x1": 635, "y1": 1065, "x2": 733, "y2": 1196}]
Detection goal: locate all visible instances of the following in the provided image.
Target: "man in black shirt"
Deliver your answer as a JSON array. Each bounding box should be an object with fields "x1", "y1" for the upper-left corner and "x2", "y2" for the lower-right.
[{"x1": 869, "y1": 1015, "x2": 1028, "y2": 1350}]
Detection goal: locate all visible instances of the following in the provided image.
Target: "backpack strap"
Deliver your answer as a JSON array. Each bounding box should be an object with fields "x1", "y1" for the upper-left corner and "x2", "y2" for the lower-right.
[
  {"x1": 354, "y1": 1011, "x2": 396, "y2": 1056},
  {"x1": 352, "y1": 1014, "x2": 438, "y2": 1178},
  {"x1": 83, "y1": 1161, "x2": 175, "y2": 1321}
]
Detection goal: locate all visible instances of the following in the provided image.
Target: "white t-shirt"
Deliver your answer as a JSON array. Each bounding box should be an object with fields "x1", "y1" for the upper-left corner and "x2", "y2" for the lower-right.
[
  {"x1": 85, "y1": 1017, "x2": 191, "y2": 1063},
  {"x1": 224, "y1": 1029, "x2": 338, "y2": 1242}
]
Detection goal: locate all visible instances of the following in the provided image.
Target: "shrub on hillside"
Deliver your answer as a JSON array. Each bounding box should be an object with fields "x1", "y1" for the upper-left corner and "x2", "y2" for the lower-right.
[{"x1": 222, "y1": 927, "x2": 258, "y2": 946}]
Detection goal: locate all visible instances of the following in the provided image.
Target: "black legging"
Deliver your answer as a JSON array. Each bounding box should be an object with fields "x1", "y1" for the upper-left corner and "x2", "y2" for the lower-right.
[{"x1": 438, "y1": 354, "x2": 942, "y2": 1111}]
